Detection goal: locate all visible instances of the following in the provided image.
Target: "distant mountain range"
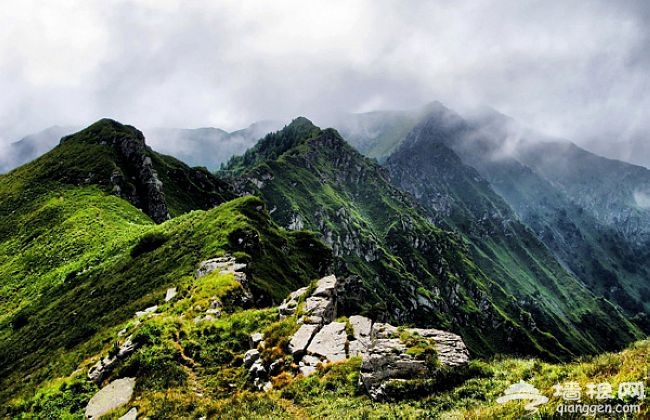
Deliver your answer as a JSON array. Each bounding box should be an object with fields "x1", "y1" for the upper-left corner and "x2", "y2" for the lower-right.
[{"x1": 0, "y1": 120, "x2": 284, "y2": 174}]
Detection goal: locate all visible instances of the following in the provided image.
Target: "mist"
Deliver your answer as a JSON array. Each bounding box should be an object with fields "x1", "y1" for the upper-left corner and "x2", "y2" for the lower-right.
[{"x1": 1, "y1": 1, "x2": 649, "y2": 166}]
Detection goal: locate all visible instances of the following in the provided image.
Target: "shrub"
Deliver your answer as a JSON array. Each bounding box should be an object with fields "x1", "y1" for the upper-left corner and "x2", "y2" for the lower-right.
[{"x1": 130, "y1": 231, "x2": 169, "y2": 258}]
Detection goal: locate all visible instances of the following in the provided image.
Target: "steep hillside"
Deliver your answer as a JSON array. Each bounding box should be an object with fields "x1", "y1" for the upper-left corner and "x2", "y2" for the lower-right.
[
  {"x1": 384, "y1": 112, "x2": 642, "y2": 351},
  {"x1": 404, "y1": 106, "x2": 650, "y2": 327},
  {"x1": 0, "y1": 120, "x2": 331, "y2": 412},
  {"x1": 517, "y1": 140, "x2": 650, "y2": 246},
  {"x1": 223, "y1": 118, "x2": 640, "y2": 359}
]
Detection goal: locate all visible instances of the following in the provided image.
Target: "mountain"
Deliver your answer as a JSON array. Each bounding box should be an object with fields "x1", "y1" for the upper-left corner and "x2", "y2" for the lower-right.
[
  {"x1": 0, "y1": 125, "x2": 77, "y2": 173},
  {"x1": 337, "y1": 102, "x2": 649, "y2": 331},
  {"x1": 147, "y1": 120, "x2": 284, "y2": 170},
  {"x1": 223, "y1": 117, "x2": 641, "y2": 359},
  {"x1": 394, "y1": 106, "x2": 650, "y2": 327},
  {"x1": 0, "y1": 119, "x2": 331, "y2": 413},
  {"x1": 1, "y1": 117, "x2": 647, "y2": 419},
  {"x1": 332, "y1": 110, "x2": 420, "y2": 161},
  {"x1": 0, "y1": 120, "x2": 284, "y2": 175}
]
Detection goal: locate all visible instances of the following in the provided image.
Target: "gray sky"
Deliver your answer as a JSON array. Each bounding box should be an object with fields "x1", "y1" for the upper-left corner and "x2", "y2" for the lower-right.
[{"x1": 1, "y1": 0, "x2": 649, "y2": 165}]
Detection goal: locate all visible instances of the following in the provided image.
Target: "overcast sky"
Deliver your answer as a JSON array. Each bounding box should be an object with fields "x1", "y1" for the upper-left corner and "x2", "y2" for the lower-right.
[{"x1": 1, "y1": 0, "x2": 649, "y2": 165}]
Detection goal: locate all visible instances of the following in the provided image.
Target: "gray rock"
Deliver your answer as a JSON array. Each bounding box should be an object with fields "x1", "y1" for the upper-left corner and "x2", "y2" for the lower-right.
[
  {"x1": 306, "y1": 322, "x2": 347, "y2": 362},
  {"x1": 195, "y1": 256, "x2": 247, "y2": 279},
  {"x1": 164, "y1": 287, "x2": 177, "y2": 302},
  {"x1": 243, "y1": 349, "x2": 260, "y2": 368},
  {"x1": 299, "y1": 365, "x2": 317, "y2": 376},
  {"x1": 135, "y1": 305, "x2": 158, "y2": 318},
  {"x1": 269, "y1": 360, "x2": 282, "y2": 375},
  {"x1": 300, "y1": 354, "x2": 321, "y2": 367},
  {"x1": 248, "y1": 360, "x2": 267, "y2": 378},
  {"x1": 97, "y1": 128, "x2": 170, "y2": 223},
  {"x1": 406, "y1": 328, "x2": 470, "y2": 367},
  {"x1": 88, "y1": 338, "x2": 140, "y2": 385},
  {"x1": 278, "y1": 286, "x2": 309, "y2": 317},
  {"x1": 249, "y1": 332, "x2": 264, "y2": 348},
  {"x1": 349, "y1": 315, "x2": 372, "y2": 345},
  {"x1": 359, "y1": 324, "x2": 470, "y2": 401},
  {"x1": 303, "y1": 296, "x2": 335, "y2": 325},
  {"x1": 360, "y1": 352, "x2": 429, "y2": 402},
  {"x1": 85, "y1": 377, "x2": 136, "y2": 420},
  {"x1": 372, "y1": 323, "x2": 399, "y2": 339},
  {"x1": 119, "y1": 407, "x2": 138, "y2": 420},
  {"x1": 312, "y1": 275, "x2": 337, "y2": 298},
  {"x1": 348, "y1": 339, "x2": 369, "y2": 357},
  {"x1": 288, "y1": 324, "x2": 319, "y2": 356}
]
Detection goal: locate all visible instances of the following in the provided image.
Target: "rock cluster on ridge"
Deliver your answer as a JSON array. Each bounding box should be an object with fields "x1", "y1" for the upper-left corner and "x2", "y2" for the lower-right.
[{"x1": 248, "y1": 275, "x2": 470, "y2": 400}]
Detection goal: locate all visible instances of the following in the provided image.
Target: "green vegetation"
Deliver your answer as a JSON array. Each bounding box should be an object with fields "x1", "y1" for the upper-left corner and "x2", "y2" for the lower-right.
[
  {"x1": 0, "y1": 120, "x2": 331, "y2": 415},
  {"x1": 223, "y1": 117, "x2": 641, "y2": 359},
  {"x1": 1, "y1": 117, "x2": 646, "y2": 418}
]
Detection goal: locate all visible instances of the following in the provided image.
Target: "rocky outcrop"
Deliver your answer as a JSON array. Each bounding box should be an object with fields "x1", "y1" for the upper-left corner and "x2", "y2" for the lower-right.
[
  {"x1": 88, "y1": 338, "x2": 140, "y2": 385},
  {"x1": 193, "y1": 255, "x2": 253, "y2": 322},
  {"x1": 103, "y1": 124, "x2": 170, "y2": 223},
  {"x1": 306, "y1": 322, "x2": 348, "y2": 362},
  {"x1": 85, "y1": 377, "x2": 136, "y2": 420},
  {"x1": 247, "y1": 275, "x2": 470, "y2": 400},
  {"x1": 359, "y1": 323, "x2": 469, "y2": 401}
]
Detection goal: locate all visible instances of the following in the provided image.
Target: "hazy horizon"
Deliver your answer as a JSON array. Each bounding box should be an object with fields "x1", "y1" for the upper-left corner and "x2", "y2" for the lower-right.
[{"x1": 2, "y1": 1, "x2": 650, "y2": 166}]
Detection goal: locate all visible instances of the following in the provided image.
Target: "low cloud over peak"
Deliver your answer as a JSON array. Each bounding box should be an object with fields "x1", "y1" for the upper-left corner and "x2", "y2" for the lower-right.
[{"x1": 2, "y1": 1, "x2": 650, "y2": 166}]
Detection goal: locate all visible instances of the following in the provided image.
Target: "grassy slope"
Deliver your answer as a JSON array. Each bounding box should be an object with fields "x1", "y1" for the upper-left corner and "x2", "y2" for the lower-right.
[
  {"x1": 223, "y1": 119, "x2": 615, "y2": 360},
  {"x1": 0, "y1": 122, "x2": 331, "y2": 411},
  {"x1": 14, "y1": 288, "x2": 647, "y2": 420}
]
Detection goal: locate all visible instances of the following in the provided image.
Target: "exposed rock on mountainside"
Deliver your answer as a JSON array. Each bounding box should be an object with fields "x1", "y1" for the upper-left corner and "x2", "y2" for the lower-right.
[
  {"x1": 248, "y1": 275, "x2": 470, "y2": 401},
  {"x1": 85, "y1": 377, "x2": 136, "y2": 420},
  {"x1": 60, "y1": 119, "x2": 171, "y2": 222}
]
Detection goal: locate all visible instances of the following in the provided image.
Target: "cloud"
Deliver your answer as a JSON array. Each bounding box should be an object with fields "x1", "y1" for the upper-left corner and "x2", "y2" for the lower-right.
[
  {"x1": 1, "y1": 0, "x2": 649, "y2": 165},
  {"x1": 634, "y1": 191, "x2": 650, "y2": 209}
]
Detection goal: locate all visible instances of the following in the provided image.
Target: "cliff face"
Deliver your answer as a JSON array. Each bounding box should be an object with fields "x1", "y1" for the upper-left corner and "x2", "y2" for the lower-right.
[{"x1": 57, "y1": 119, "x2": 236, "y2": 222}]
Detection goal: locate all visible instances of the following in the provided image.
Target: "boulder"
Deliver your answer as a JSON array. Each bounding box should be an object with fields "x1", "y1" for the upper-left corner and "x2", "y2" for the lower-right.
[
  {"x1": 348, "y1": 340, "x2": 368, "y2": 357},
  {"x1": 408, "y1": 328, "x2": 470, "y2": 367},
  {"x1": 164, "y1": 287, "x2": 177, "y2": 302},
  {"x1": 289, "y1": 324, "x2": 319, "y2": 356},
  {"x1": 195, "y1": 256, "x2": 247, "y2": 279},
  {"x1": 299, "y1": 365, "x2": 317, "y2": 376},
  {"x1": 359, "y1": 352, "x2": 428, "y2": 402},
  {"x1": 88, "y1": 338, "x2": 140, "y2": 384},
  {"x1": 312, "y1": 275, "x2": 337, "y2": 298},
  {"x1": 349, "y1": 315, "x2": 372, "y2": 345},
  {"x1": 119, "y1": 407, "x2": 138, "y2": 420},
  {"x1": 372, "y1": 322, "x2": 399, "y2": 339},
  {"x1": 135, "y1": 305, "x2": 158, "y2": 318},
  {"x1": 248, "y1": 360, "x2": 267, "y2": 379},
  {"x1": 358, "y1": 324, "x2": 470, "y2": 401},
  {"x1": 302, "y1": 296, "x2": 335, "y2": 325},
  {"x1": 279, "y1": 286, "x2": 309, "y2": 317},
  {"x1": 243, "y1": 349, "x2": 260, "y2": 368},
  {"x1": 306, "y1": 322, "x2": 347, "y2": 362},
  {"x1": 249, "y1": 332, "x2": 264, "y2": 348},
  {"x1": 85, "y1": 377, "x2": 136, "y2": 420}
]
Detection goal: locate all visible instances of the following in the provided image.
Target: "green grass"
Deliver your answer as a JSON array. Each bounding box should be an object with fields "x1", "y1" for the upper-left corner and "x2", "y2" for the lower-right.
[{"x1": 221, "y1": 118, "x2": 643, "y2": 360}]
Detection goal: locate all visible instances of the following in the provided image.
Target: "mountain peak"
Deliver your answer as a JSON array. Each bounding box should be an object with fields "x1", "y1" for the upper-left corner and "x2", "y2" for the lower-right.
[
  {"x1": 223, "y1": 116, "x2": 322, "y2": 173},
  {"x1": 287, "y1": 116, "x2": 316, "y2": 129},
  {"x1": 60, "y1": 118, "x2": 144, "y2": 147}
]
